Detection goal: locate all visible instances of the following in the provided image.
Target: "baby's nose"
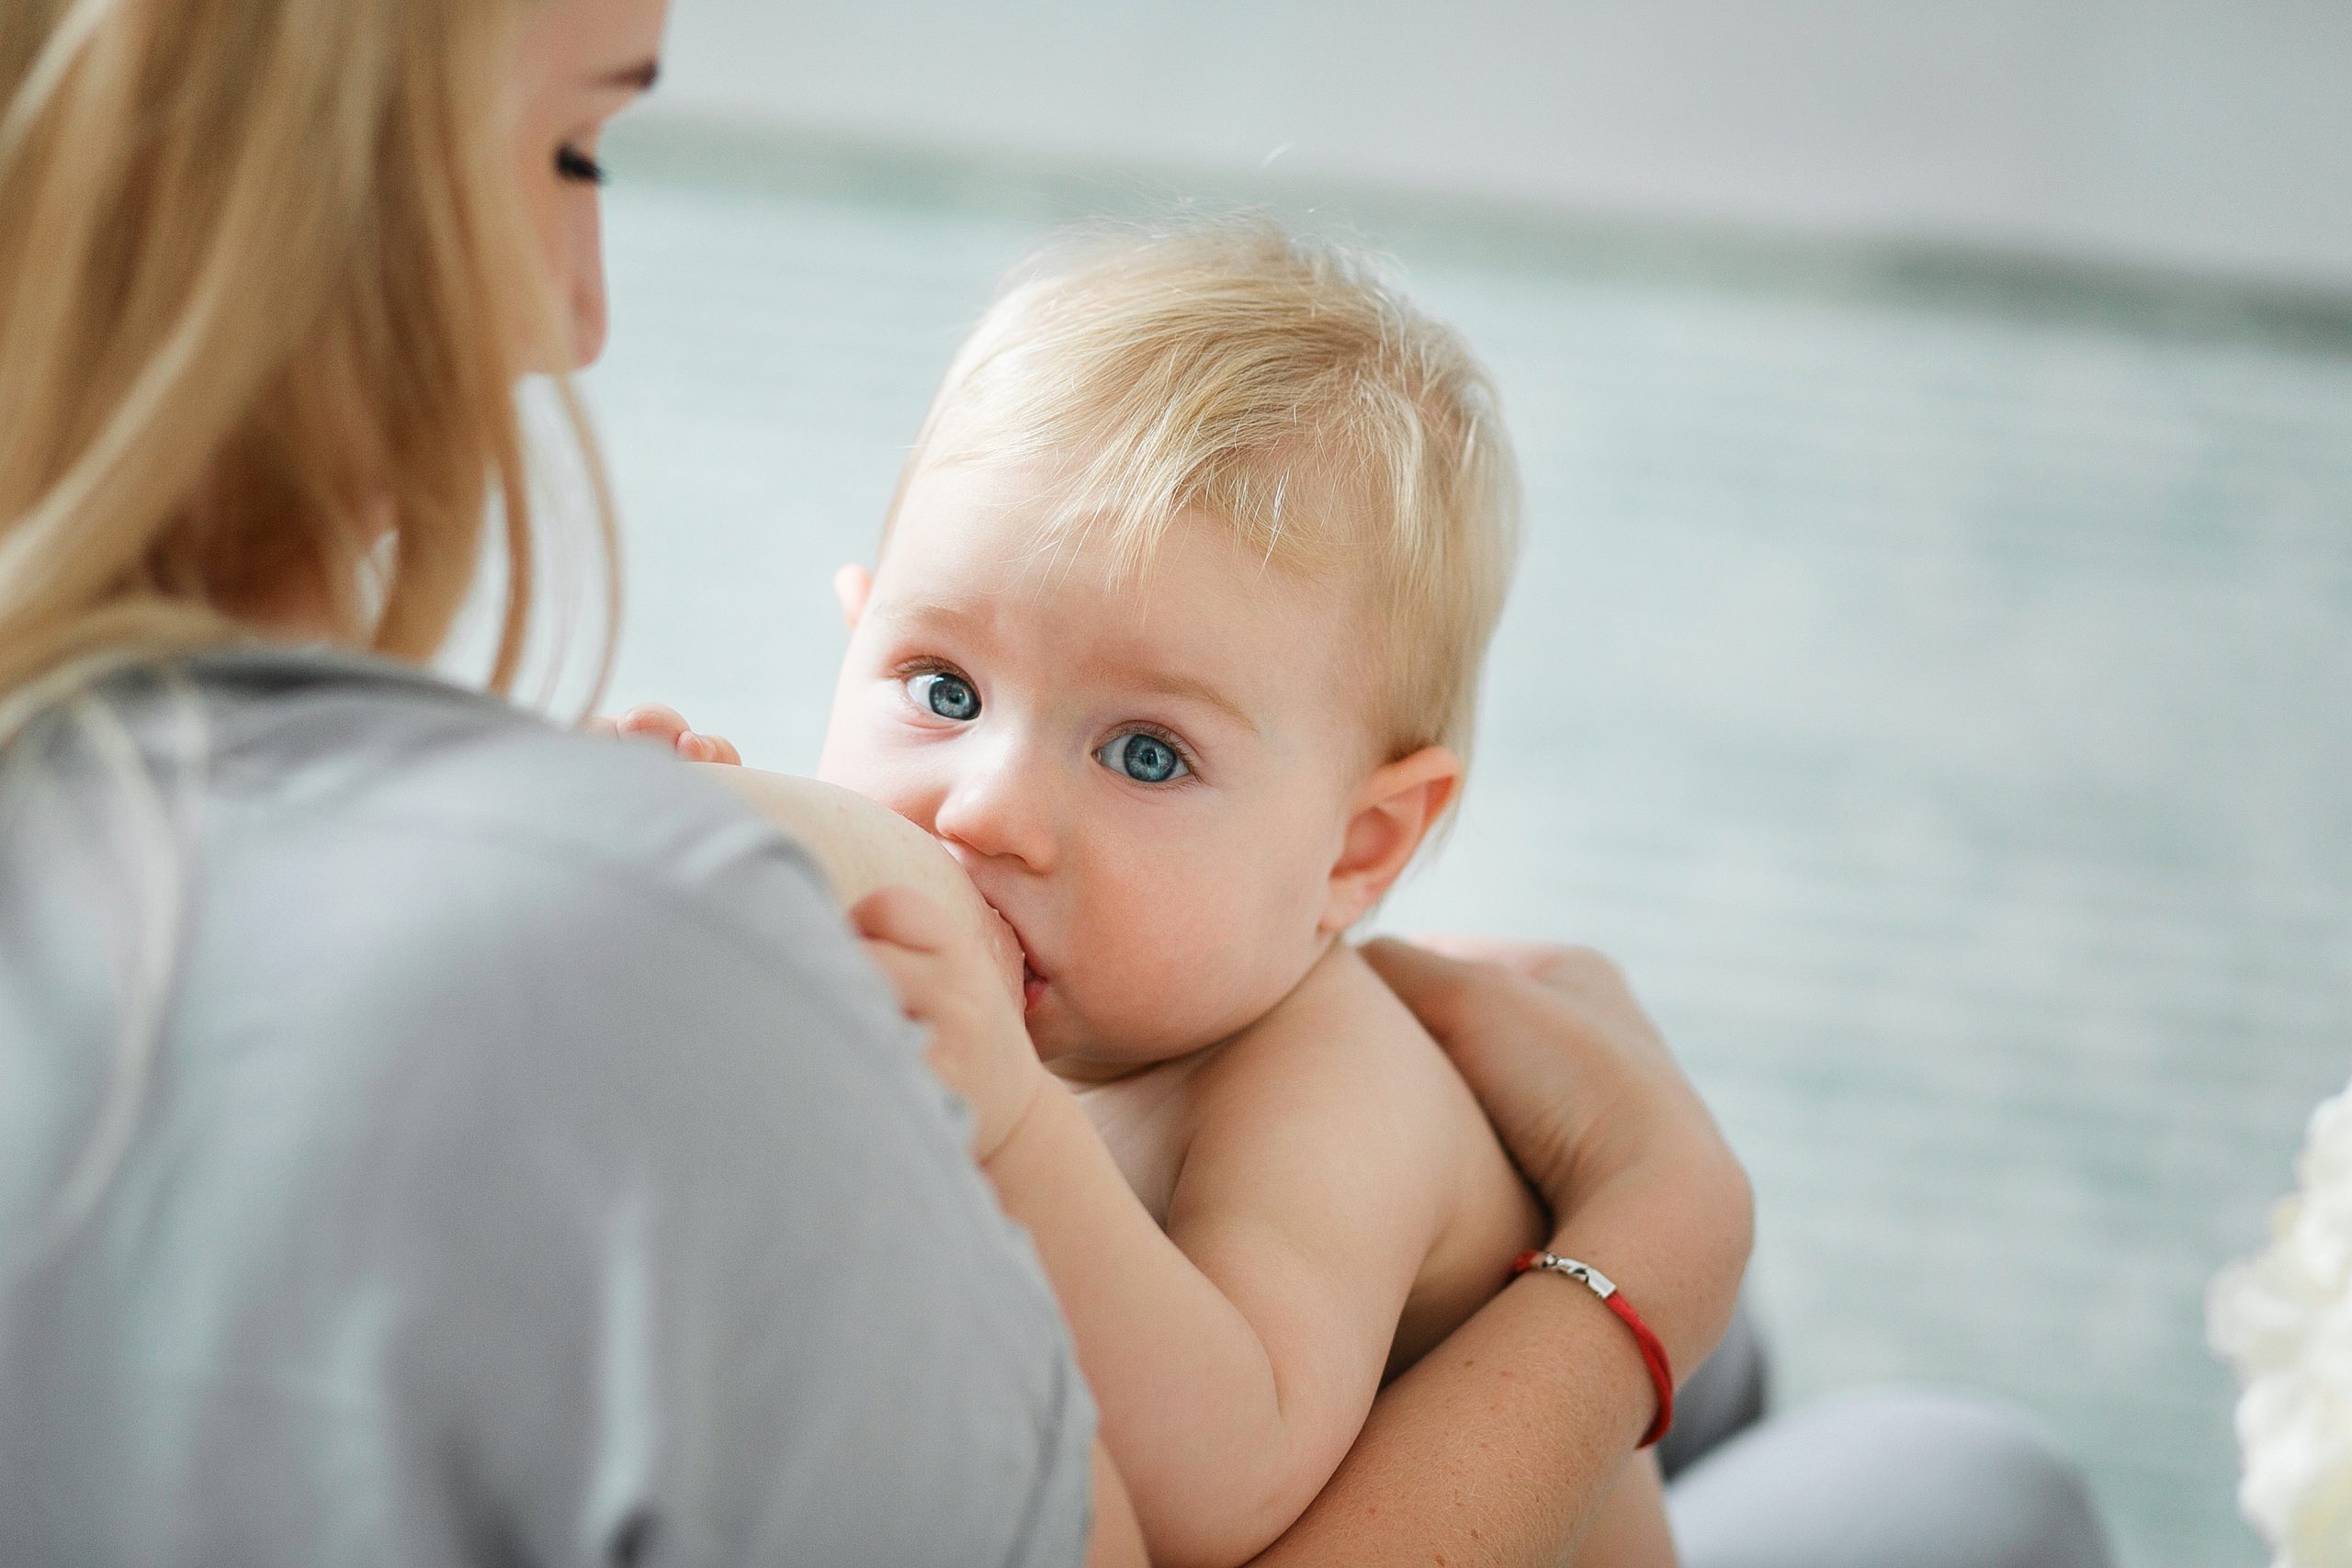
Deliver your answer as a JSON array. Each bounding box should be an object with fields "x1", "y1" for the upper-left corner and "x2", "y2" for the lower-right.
[{"x1": 933, "y1": 754, "x2": 1057, "y2": 874}]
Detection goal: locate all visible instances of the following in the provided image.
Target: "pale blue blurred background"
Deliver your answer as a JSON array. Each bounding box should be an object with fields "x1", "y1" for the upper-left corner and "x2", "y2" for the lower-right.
[{"x1": 573, "y1": 8, "x2": 2352, "y2": 1563}]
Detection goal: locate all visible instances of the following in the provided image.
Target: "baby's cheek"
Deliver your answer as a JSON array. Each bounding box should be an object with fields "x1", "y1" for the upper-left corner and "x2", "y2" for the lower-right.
[
  {"x1": 816, "y1": 734, "x2": 926, "y2": 826},
  {"x1": 1083, "y1": 894, "x2": 1291, "y2": 1048}
]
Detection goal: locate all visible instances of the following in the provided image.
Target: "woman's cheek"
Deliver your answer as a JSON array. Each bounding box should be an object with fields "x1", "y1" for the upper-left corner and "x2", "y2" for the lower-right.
[{"x1": 564, "y1": 194, "x2": 610, "y2": 367}]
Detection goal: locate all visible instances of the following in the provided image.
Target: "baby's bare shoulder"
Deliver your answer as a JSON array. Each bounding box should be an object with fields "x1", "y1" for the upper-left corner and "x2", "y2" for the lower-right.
[
  {"x1": 1183, "y1": 944, "x2": 1546, "y2": 1370},
  {"x1": 1188, "y1": 943, "x2": 1477, "y2": 1168}
]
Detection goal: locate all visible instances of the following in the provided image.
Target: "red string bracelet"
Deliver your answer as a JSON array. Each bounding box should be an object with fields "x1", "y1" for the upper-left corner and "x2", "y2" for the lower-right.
[{"x1": 1510, "y1": 1250, "x2": 1675, "y2": 1449}]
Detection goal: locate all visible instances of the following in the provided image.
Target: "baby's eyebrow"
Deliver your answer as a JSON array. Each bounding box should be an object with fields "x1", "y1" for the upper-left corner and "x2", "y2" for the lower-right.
[
  {"x1": 1125, "y1": 668, "x2": 1259, "y2": 735},
  {"x1": 880, "y1": 598, "x2": 989, "y2": 637}
]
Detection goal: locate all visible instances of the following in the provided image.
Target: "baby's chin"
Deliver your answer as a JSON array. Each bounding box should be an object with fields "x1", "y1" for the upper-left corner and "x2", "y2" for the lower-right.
[{"x1": 1025, "y1": 999, "x2": 1226, "y2": 1079}]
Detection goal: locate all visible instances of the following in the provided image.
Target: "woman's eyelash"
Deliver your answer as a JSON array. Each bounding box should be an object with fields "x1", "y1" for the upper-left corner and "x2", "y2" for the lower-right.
[{"x1": 556, "y1": 146, "x2": 607, "y2": 186}]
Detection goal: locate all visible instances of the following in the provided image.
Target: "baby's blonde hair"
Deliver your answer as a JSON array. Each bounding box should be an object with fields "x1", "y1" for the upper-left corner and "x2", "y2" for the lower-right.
[{"x1": 891, "y1": 217, "x2": 1521, "y2": 765}]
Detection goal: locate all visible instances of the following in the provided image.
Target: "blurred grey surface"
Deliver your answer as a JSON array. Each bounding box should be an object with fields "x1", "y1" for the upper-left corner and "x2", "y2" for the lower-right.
[
  {"x1": 651, "y1": 0, "x2": 2352, "y2": 291},
  {"x1": 579, "y1": 119, "x2": 2352, "y2": 1568}
]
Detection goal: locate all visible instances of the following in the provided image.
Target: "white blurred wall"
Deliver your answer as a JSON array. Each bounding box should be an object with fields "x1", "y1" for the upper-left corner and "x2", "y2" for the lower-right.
[{"x1": 649, "y1": 0, "x2": 2352, "y2": 292}]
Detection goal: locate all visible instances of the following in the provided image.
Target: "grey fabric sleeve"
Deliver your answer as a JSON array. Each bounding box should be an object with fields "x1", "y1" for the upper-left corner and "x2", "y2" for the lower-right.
[{"x1": 0, "y1": 671, "x2": 1095, "y2": 1568}]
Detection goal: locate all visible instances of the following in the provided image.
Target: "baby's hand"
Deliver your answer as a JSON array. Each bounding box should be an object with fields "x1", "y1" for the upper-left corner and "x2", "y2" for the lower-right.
[
  {"x1": 852, "y1": 885, "x2": 1048, "y2": 1165},
  {"x1": 584, "y1": 703, "x2": 742, "y2": 764}
]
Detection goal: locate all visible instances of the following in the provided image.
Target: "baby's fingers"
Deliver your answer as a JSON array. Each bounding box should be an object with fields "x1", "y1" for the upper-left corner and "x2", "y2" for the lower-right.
[
  {"x1": 859, "y1": 937, "x2": 935, "y2": 1018},
  {"x1": 601, "y1": 705, "x2": 741, "y2": 764},
  {"x1": 614, "y1": 703, "x2": 691, "y2": 747},
  {"x1": 849, "y1": 886, "x2": 957, "y2": 956},
  {"x1": 679, "y1": 731, "x2": 741, "y2": 765}
]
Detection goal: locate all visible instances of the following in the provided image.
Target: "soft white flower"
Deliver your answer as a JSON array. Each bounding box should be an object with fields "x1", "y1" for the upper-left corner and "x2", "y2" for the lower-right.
[{"x1": 2211, "y1": 1083, "x2": 2352, "y2": 1568}]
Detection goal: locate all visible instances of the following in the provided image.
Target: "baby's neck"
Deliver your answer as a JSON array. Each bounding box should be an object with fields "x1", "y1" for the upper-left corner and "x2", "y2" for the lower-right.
[{"x1": 1046, "y1": 1042, "x2": 1223, "y2": 1090}]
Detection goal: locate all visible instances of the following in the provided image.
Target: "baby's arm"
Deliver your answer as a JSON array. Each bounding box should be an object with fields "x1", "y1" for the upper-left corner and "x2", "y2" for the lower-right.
[{"x1": 983, "y1": 947, "x2": 1465, "y2": 1568}]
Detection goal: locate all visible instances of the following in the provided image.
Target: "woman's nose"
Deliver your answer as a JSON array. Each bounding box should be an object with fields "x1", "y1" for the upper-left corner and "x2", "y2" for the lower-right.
[{"x1": 932, "y1": 743, "x2": 1058, "y2": 874}]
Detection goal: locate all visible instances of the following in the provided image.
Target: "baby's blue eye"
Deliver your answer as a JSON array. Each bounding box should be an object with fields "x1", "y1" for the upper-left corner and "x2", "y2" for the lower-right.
[
  {"x1": 1096, "y1": 732, "x2": 1188, "y2": 784},
  {"x1": 907, "y1": 671, "x2": 980, "y2": 722}
]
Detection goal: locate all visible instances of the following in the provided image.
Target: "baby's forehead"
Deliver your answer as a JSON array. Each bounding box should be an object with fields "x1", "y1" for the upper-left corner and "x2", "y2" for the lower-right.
[
  {"x1": 891, "y1": 439, "x2": 1378, "y2": 580},
  {"x1": 875, "y1": 488, "x2": 1393, "y2": 738},
  {"x1": 883, "y1": 471, "x2": 1377, "y2": 633}
]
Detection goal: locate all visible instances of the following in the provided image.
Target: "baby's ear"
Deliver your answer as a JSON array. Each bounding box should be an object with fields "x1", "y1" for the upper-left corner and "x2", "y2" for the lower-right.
[
  {"x1": 1320, "y1": 747, "x2": 1463, "y2": 933},
  {"x1": 832, "y1": 564, "x2": 874, "y2": 630}
]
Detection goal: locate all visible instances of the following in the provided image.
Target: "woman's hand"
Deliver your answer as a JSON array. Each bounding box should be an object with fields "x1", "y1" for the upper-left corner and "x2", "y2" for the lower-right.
[
  {"x1": 853, "y1": 885, "x2": 1052, "y2": 1166},
  {"x1": 1358, "y1": 938, "x2": 1696, "y2": 1210},
  {"x1": 1361, "y1": 936, "x2": 1752, "y2": 1375},
  {"x1": 585, "y1": 702, "x2": 741, "y2": 763}
]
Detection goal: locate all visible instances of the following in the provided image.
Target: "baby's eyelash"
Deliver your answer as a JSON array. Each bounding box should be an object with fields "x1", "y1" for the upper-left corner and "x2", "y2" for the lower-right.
[{"x1": 1112, "y1": 722, "x2": 1203, "y2": 782}]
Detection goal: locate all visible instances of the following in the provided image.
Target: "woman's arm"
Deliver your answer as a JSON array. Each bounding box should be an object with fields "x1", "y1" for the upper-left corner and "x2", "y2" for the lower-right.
[{"x1": 1241, "y1": 939, "x2": 1753, "y2": 1567}]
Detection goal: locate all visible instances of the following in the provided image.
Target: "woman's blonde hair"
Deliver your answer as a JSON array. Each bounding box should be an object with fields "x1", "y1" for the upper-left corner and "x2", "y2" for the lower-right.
[
  {"x1": 894, "y1": 217, "x2": 1521, "y2": 767},
  {"x1": 0, "y1": 0, "x2": 615, "y2": 1243},
  {"x1": 0, "y1": 0, "x2": 613, "y2": 733}
]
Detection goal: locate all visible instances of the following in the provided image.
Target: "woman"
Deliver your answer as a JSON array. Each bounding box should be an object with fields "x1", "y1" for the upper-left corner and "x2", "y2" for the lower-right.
[{"x1": 0, "y1": 2, "x2": 2097, "y2": 1564}]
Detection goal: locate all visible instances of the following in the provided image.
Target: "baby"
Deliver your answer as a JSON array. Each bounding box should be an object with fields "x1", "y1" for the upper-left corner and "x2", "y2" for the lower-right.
[{"x1": 657, "y1": 220, "x2": 1670, "y2": 1567}]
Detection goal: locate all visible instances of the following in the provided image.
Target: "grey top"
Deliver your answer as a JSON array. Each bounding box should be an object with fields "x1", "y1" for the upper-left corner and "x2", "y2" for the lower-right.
[{"x1": 0, "y1": 648, "x2": 1093, "y2": 1567}]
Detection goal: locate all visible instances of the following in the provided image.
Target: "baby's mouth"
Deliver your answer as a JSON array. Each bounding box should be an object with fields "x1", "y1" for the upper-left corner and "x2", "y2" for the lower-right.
[
  {"x1": 1011, "y1": 928, "x2": 1049, "y2": 1015},
  {"x1": 980, "y1": 896, "x2": 1047, "y2": 1015}
]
